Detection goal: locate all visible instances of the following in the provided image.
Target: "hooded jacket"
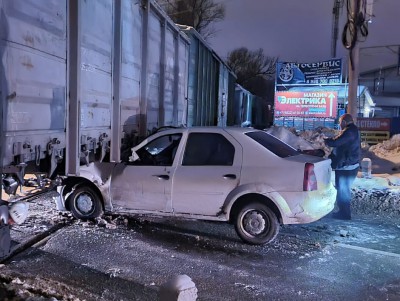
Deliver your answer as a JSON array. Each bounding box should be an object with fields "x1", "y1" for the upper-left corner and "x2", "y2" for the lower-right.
[{"x1": 325, "y1": 123, "x2": 361, "y2": 170}]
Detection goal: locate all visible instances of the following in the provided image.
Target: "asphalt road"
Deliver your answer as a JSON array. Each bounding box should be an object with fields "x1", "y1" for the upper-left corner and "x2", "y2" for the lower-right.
[{"x1": 1, "y1": 194, "x2": 400, "y2": 301}]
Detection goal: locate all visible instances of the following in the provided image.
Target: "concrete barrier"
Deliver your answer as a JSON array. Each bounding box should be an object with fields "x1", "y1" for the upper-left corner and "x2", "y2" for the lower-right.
[{"x1": 159, "y1": 274, "x2": 198, "y2": 301}]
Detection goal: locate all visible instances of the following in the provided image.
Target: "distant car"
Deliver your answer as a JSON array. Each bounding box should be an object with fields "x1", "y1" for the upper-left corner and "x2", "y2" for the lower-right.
[{"x1": 57, "y1": 127, "x2": 336, "y2": 245}]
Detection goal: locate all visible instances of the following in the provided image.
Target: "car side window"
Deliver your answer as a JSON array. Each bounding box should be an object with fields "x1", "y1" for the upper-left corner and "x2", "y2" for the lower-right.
[
  {"x1": 134, "y1": 134, "x2": 182, "y2": 166},
  {"x1": 182, "y1": 133, "x2": 234, "y2": 166}
]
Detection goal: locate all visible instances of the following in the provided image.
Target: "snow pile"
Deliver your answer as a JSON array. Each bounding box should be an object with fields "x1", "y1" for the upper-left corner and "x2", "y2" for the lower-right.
[{"x1": 369, "y1": 134, "x2": 400, "y2": 158}]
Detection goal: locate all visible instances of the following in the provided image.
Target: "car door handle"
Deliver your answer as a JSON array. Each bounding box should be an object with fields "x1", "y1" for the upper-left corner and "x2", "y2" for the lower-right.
[
  {"x1": 223, "y1": 174, "x2": 236, "y2": 179},
  {"x1": 153, "y1": 175, "x2": 170, "y2": 180}
]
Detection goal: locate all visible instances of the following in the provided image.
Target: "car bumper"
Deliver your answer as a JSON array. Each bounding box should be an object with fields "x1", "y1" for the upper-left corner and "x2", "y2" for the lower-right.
[{"x1": 280, "y1": 184, "x2": 337, "y2": 224}]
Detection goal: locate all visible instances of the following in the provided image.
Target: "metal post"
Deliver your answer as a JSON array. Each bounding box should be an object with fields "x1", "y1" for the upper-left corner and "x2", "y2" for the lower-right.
[
  {"x1": 139, "y1": 0, "x2": 150, "y2": 138},
  {"x1": 331, "y1": 0, "x2": 343, "y2": 58},
  {"x1": 66, "y1": 0, "x2": 81, "y2": 176},
  {"x1": 111, "y1": 0, "x2": 122, "y2": 162},
  {"x1": 173, "y1": 34, "x2": 180, "y2": 126},
  {"x1": 159, "y1": 20, "x2": 166, "y2": 127}
]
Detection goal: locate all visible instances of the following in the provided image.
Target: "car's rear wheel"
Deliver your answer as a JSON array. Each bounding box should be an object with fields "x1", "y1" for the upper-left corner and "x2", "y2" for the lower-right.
[
  {"x1": 234, "y1": 202, "x2": 279, "y2": 245},
  {"x1": 67, "y1": 186, "x2": 103, "y2": 219}
]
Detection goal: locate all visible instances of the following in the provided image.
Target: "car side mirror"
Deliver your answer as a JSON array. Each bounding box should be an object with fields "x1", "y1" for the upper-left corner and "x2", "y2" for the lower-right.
[{"x1": 129, "y1": 150, "x2": 140, "y2": 162}]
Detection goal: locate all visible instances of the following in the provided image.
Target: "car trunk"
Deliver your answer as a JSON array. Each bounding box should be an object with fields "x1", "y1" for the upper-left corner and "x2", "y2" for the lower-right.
[{"x1": 285, "y1": 155, "x2": 333, "y2": 190}]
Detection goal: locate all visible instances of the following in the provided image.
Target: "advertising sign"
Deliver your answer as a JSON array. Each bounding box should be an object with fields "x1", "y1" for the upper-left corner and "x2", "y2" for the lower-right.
[
  {"x1": 275, "y1": 91, "x2": 338, "y2": 118},
  {"x1": 356, "y1": 118, "x2": 391, "y2": 131},
  {"x1": 276, "y1": 59, "x2": 342, "y2": 85},
  {"x1": 274, "y1": 117, "x2": 336, "y2": 130}
]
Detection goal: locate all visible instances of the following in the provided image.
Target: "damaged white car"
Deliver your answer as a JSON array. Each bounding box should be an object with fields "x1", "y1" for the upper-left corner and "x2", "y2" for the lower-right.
[{"x1": 56, "y1": 127, "x2": 336, "y2": 245}]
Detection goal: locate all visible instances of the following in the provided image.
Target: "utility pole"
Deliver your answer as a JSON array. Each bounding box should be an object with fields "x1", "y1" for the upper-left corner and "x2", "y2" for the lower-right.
[
  {"x1": 347, "y1": 0, "x2": 360, "y2": 120},
  {"x1": 331, "y1": 0, "x2": 343, "y2": 58},
  {"x1": 344, "y1": 0, "x2": 373, "y2": 120}
]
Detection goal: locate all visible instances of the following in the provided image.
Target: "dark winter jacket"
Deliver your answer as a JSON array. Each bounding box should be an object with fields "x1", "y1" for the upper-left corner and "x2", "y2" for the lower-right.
[{"x1": 324, "y1": 123, "x2": 361, "y2": 170}]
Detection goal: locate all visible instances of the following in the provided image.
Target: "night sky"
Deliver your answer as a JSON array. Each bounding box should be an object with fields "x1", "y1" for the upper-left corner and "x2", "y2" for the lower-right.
[{"x1": 209, "y1": 0, "x2": 400, "y2": 71}]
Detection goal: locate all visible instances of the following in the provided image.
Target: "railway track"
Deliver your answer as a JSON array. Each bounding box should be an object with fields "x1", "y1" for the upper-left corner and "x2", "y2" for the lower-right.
[{"x1": 0, "y1": 188, "x2": 73, "y2": 264}]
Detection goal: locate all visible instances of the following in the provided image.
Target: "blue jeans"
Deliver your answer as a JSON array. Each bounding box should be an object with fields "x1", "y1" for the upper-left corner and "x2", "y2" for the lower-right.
[{"x1": 334, "y1": 168, "x2": 358, "y2": 218}]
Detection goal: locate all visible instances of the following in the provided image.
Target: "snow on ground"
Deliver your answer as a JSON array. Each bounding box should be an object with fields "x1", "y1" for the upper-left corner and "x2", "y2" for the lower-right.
[{"x1": 268, "y1": 126, "x2": 400, "y2": 217}]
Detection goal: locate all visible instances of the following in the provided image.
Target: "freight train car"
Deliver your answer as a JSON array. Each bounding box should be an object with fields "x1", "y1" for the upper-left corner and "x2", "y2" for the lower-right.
[
  {"x1": 0, "y1": 0, "x2": 190, "y2": 193},
  {"x1": 178, "y1": 25, "x2": 236, "y2": 128},
  {"x1": 230, "y1": 85, "x2": 272, "y2": 129}
]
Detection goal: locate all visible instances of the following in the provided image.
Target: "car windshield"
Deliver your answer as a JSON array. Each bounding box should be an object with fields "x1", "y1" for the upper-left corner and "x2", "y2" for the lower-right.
[{"x1": 245, "y1": 131, "x2": 300, "y2": 158}]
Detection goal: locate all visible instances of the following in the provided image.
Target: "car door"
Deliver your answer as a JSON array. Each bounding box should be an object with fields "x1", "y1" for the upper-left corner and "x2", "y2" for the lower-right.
[
  {"x1": 110, "y1": 133, "x2": 182, "y2": 212},
  {"x1": 172, "y1": 130, "x2": 242, "y2": 216}
]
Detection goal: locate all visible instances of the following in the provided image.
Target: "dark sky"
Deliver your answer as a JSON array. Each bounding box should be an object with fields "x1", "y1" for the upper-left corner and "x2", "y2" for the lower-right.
[{"x1": 208, "y1": 0, "x2": 400, "y2": 71}]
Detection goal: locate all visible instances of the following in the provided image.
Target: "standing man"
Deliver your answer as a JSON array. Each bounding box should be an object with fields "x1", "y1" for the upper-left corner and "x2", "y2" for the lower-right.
[{"x1": 324, "y1": 113, "x2": 361, "y2": 220}]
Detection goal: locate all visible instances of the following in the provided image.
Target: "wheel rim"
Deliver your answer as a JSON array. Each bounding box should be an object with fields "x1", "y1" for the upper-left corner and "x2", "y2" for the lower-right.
[
  {"x1": 75, "y1": 192, "x2": 94, "y2": 215},
  {"x1": 241, "y1": 209, "x2": 268, "y2": 237}
]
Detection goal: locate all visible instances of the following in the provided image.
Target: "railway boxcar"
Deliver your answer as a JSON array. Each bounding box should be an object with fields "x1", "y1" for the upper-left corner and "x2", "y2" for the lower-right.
[{"x1": 0, "y1": 0, "x2": 189, "y2": 190}]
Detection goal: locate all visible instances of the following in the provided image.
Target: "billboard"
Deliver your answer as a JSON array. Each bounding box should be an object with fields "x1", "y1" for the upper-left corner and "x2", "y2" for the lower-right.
[
  {"x1": 356, "y1": 118, "x2": 391, "y2": 131},
  {"x1": 275, "y1": 91, "x2": 338, "y2": 118},
  {"x1": 274, "y1": 117, "x2": 336, "y2": 130},
  {"x1": 276, "y1": 59, "x2": 342, "y2": 85}
]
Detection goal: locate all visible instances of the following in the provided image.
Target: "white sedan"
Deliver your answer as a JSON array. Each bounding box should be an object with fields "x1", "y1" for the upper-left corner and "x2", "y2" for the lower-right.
[{"x1": 58, "y1": 127, "x2": 336, "y2": 245}]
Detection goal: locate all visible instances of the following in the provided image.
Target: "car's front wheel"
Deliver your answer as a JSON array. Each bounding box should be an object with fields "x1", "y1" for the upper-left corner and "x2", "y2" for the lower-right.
[
  {"x1": 234, "y1": 202, "x2": 279, "y2": 245},
  {"x1": 67, "y1": 186, "x2": 103, "y2": 219}
]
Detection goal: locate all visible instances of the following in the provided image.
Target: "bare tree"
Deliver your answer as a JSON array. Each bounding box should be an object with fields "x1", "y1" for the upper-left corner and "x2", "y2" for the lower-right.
[
  {"x1": 227, "y1": 47, "x2": 277, "y2": 86},
  {"x1": 157, "y1": 0, "x2": 225, "y2": 39}
]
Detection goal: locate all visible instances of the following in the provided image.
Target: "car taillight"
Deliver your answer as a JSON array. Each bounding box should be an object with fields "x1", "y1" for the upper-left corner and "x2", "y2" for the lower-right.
[{"x1": 303, "y1": 163, "x2": 318, "y2": 191}]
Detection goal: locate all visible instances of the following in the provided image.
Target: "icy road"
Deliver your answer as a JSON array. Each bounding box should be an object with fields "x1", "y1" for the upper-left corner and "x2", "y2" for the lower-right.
[{"x1": 1, "y1": 191, "x2": 400, "y2": 301}]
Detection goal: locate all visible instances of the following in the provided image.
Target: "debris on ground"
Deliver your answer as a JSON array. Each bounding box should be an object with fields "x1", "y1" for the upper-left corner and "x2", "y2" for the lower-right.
[{"x1": 352, "y1": 187, "x2": 400, "y2": 216}]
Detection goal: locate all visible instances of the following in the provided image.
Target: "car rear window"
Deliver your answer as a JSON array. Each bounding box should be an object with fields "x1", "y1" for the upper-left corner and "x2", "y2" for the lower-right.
[{"x1": 245, "y1": 131, "x2": 299, "y2": 158}]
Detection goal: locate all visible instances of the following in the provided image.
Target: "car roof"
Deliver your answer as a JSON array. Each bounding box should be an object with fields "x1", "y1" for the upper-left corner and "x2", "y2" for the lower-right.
[{"x1": 154, "y1": 126, "x2": 261, "y2": 135}]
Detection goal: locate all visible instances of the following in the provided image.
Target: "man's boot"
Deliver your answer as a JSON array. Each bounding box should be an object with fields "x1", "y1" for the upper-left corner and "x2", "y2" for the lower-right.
[{"x1": 332, "y1": 202, "x2": 351, "y2": 220}]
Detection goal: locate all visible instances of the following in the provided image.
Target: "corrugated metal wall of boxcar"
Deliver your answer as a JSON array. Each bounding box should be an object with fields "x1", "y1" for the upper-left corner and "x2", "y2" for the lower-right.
[
  {"x1": 231, "y1": 86, "x2": 253, "y2": 127},
  {"x1": 177, "y1": 40, "x2": 189, "y2": 126},
  {"x1": 70, "y1": 0, "x2": 189, "y2": 171},
  {"x1": 0, "y1": 0, "x2": 67, "y2": 170},
  {"x1": 141, "y1": 5, "x2": 189, "y2": 134},
  {"x1": 226, "y1": 74, "x2": 237, "y2": 126},
  {"x1": 120, "y1": 0, "x2": 142, "y2": 135},
  {"x1": 189, "y1": 34, "x2": 219, "y2": 127},
  {"x1": 162, "y1": 27, "x2": 175, "y2": 127},
  {"x1": 1, "y1": 0, "x2": 189, "y2": 176},
  {"x1": 217, "y1": 65, "x2": 229, "y2": 126},
  {"x1": 186, "y1": 36, "x2": 198, "y2": 127},
  {"x1": 79, "y1": 0, "x2": 113, "y2": 165},
  {"x1": 118, "y1": 0, "x2": 143, "y2": 162},
  {"x1": 182, "y1": 26, "x2": 235, "y2": 127},
  {"x1": 146, "y1": 11, "x2": 162, "y2": 132}
]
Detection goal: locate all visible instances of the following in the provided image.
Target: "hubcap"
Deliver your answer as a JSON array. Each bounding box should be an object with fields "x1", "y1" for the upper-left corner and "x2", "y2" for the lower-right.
[
  {"x1": 242, "y1": 210, "x2": 266, "y2": 236},
  {"x1": 76, "y1": 193, "x2": 94, "y2": 214}
]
